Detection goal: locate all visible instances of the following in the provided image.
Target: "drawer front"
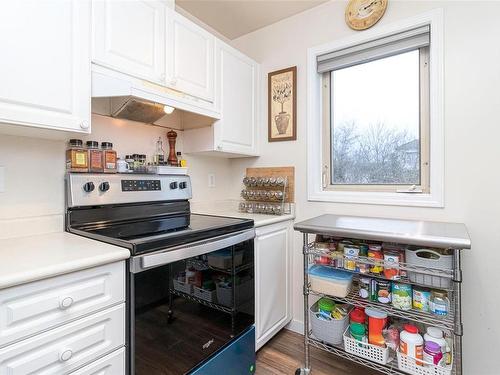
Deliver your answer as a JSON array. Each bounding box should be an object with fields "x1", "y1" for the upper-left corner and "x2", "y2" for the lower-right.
[
  {"x1": 0, "y1": 304, "x2": 125, "y2": 374},
  {"x1": 70, "y1": 347, "x2": 125, "y2": 375},
  {"x1": 0, "y1": 262, "x2": 125, "y2": 348}
]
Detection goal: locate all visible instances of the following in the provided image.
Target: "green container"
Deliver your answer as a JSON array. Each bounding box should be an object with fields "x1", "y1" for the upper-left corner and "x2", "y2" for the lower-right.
[
  {"x1": 318, "y1": 298, "x2": 336, "y2": 314},
  {"x1": 350, "y1": 323, "x2": 366, "y2": 342}
]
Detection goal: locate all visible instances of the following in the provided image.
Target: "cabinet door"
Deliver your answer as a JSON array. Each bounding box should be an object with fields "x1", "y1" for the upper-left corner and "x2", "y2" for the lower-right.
[
  {"x1": 167, "y1": 13, "x2": 215, "y2": 102},
  {"x1": 214, "y1": 42, "x2": 258, "y2": 155},
  {"x1": 69, "y1": 347, "x2": 125, "y2": 375},
  {"x1": 255, "y1": 221, "x2": 292, "y2": 350},
  {"x1": 92, "y1": 0, "x2": 167, "y2": 85},
  {"x1": 0, "y1": 0, "x2": 91, "y2": 132},
  {"x1": 0, "y1": 262, "x2": 125, "y2": 348},
  {"x1": 0, "y1": 304, "x2": 124, "y2": 374}
]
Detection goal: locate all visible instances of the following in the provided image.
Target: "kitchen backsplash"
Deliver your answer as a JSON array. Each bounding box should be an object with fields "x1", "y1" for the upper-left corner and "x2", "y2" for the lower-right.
[{"x1": 0, "y1": 114, "x2": 234, "y2": 239}]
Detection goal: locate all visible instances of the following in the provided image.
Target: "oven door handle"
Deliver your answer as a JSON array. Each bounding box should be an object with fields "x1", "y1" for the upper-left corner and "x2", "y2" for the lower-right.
[{"x1": 131, "y1": 229, "x2": 255, "y2": 273}]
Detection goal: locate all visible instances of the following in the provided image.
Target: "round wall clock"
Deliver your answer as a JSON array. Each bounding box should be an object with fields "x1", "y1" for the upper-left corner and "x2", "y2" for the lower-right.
[{"x1": 345, "y1": 0, "x2": 388, "y2": 31}]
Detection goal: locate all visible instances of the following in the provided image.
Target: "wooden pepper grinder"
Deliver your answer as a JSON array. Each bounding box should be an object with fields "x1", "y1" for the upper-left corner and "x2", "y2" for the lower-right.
[{"x1": 167, "y1": 129, "x2": 178, "y2": 166}]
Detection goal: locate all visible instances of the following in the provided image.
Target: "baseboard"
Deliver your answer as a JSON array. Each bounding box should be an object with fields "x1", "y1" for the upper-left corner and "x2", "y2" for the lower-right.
[{"x1": 285, "y1": 319, "x2": 304, "y2": 335}]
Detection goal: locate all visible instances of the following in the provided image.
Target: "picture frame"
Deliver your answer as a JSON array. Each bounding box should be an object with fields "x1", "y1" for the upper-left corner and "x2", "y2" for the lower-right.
[{"x1": 268, "y1": 66, "x2": 297, "y2": 142}]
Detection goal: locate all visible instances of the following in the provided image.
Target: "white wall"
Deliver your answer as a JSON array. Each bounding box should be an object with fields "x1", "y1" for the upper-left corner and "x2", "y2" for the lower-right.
[
  {"x1": 230, "y1": 1, "x2": 500, "y2": 373},
  {"x1": 0, "y1": 114, "x2": 231, "y2": 238}
]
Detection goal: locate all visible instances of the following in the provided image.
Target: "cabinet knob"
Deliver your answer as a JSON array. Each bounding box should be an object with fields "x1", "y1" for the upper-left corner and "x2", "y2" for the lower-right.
[
  {"x1": 80, "y1": 121, "x2": 89, "y2": 130},
  {"x1": 59, "y1": 349, "x2": 73, "y2": 362},
  {"x1": 216, "y1": 145, "x2": 223, "y2": 151},
  {"x1": 59, "y1": 296, "x2": 74, "y2": 310}
]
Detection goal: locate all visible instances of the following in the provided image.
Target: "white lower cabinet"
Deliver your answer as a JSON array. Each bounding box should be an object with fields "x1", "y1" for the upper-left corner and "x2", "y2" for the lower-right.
[
  {"x1": 255, "y1": 221, "x2": 292, "y2": 350},
  {"x1": 69, "y1": 347, "x2": 125, "y2": 375},
  {"x1": 0, "y1": 261, "x2": 126, "y2": 375},
  {"x1": 0, "y1": 304, "x2": 124, "y2": 374}
]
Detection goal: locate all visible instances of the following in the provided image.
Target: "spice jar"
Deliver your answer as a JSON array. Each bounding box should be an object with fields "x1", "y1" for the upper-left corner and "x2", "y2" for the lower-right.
[
  {"x1": 101, "y1": 142, "x2": 117, "y2": 173},
  {"x1": 66, "y1": 139, "x2": 88, "y2": 173},
  {"x1": 86, "y1": 141, "x2": 103, "y2": 173}
]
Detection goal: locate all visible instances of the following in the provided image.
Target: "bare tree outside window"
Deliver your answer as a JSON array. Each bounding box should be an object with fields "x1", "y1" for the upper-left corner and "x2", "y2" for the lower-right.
[{"x1": 330, "y1": 50, "x2": 421, "y2": 186}]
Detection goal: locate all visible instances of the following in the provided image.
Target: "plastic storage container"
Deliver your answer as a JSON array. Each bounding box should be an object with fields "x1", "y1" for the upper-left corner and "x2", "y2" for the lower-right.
[
  {"x1": 405, "y1": 249, "x2": 453, "y2": 288},
  {"x1": 308, "y1": 265, "x2": 353, "y2": 297},
  {"x1": 207, "y1": 249, "x2": 244, "y2": 269},
  {"x1": 173, "y1": 279, "x2": 193, "y2": 295},
  {"x1": 193, "y1": 286, "x2": 217, "y2": 303},
  {"x1": 343, "y1": 327, "x2": 390, "y2": 365},
  {"x1": 216, "y1": 278, "x2": 253, "y2": 307},
  {"x1": 309, "y1": 301, "x2": 349, "y2": 345},
  {"x1": 397, "y1": 349, "x2": 452, "y2": 375}
]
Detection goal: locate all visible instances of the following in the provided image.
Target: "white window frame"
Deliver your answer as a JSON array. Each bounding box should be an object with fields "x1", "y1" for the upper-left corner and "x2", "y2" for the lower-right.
[{"x1": 307, "y1": 9, "x2": 444, "y2": 207}]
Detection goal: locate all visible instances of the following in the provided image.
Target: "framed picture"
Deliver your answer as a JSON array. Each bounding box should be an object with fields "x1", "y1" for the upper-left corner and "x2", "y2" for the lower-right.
[{"x1": 268, "y1": 66, "x2": 297, "y2": 142}]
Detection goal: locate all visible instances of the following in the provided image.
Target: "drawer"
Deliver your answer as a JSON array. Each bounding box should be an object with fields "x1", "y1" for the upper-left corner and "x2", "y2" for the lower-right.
[
  {"x1": 0, "y1": 262, "x2": 125, "y2": 348},
  {"x1": 0, "y1": 304, "x2": 125, "y2": 374},
  {"x1": 70, "y1": 347, "x2": 125, "y2": 375}
]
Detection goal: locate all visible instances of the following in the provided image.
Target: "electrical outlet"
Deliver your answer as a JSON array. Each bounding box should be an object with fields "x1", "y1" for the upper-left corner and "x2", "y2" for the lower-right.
[
  {"x1": 208, "y1": 173, "x2": 216, "y2": 188},
  {"x1": 0, "y1": 166, "x2": 5, "y2": 193}
]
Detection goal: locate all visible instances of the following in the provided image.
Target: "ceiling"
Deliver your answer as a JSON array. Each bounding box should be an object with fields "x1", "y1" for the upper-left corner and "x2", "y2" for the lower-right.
[{"x1": 175, "y1": 0, "x2": 328, "y2": 40}]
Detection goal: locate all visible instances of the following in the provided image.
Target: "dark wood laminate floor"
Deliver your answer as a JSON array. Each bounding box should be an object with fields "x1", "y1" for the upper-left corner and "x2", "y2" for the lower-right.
[{"x1": 256, "y1": 329, "x2": 380, "y2": 375}]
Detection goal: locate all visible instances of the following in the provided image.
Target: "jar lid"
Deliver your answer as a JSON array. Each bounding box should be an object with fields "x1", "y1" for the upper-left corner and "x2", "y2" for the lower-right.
[
  {"x1": 69, "y1": 139, "x2": 83, "y2": 147},
  {"x1": 318, "y1": 298, "x2": 335, "y2": 312},
  {"x1": 432, "y1": 290, "x2": 448, "y2": 298},
  {"x1": 350, "y1": 323, "x2": 366, "y2": 335},
  {"x1": 350, "y1": 307, "x2": 366, "y2": 323},
  {"x1": 365, "y1": 307, "x2": 388, "y2": 319},
  {"x1": 125, "y1": 155, "x2": 132, "y2": 159},
  {"x1": 101, "y1": 142, "x2": 113, "y2": 149},
  {"x1": 86, "y1": 141, "x2": 98, "y2": 148},
  {"x1": 403, "y1": 324, "x2": 419, "y2": 334},
  {"x1": 425, "y1": 341, "x2": 441, "y2": 351},
  {"x1": 426, "y1": 326, "x2": 444, "y2": 339},
  {"x1": 176, "y1": 151, "x2": 181, "y2": 156}
]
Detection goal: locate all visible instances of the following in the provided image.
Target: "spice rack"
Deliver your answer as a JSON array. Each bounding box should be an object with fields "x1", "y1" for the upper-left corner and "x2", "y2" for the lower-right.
[
  {"x1": 293, "y1": 214, "x2": 470, "y2": 375},
  {"x1": 238, "y1": 166, "x2": 294, "y2": 216}
]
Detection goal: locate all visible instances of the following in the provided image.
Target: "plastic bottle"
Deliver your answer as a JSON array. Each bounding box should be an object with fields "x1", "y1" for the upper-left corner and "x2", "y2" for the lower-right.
[
  {"x1": 365, "y1": 307, "x2": 387, "y2": 347},
  {"x1": 400, "y1": 324, "x2": 424, "y2": 365},
  {"x1": 424, "y1": 327, "x2": 450, "y2": 364},
  {"x1": 423, "y1": 341, "x2": 443, "y2": 366}
]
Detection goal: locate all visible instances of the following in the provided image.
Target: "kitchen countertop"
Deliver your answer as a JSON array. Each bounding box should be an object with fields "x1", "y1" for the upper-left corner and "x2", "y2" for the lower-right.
[
  {"x1": 191, "y1": 200, "x2": 295, "y2": 228},
  {"x1": 0, "y1": 232, "x2": 130, "y2": 290},
  {"x1": 294, "y1": 214, "x2": 471, "y2": 249}
]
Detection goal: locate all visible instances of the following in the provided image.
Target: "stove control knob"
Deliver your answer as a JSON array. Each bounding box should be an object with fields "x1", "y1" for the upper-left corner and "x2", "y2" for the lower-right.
[
  {"x1": 170, "y1": 181, "x2": 178, "y2": 189},
  {"x1": 179, "y1": 181, "x2": 187, "y2": 189},
  {"x1": 83, "y1": 182, "x2": 95, "y2": 193},
  {"x1": 99, "y1": 182, "x2": 110, "y2": 192}
]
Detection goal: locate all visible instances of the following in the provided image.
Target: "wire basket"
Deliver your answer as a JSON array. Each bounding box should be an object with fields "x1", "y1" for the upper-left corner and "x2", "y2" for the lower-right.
[
  {"x1": 396, "y1": 350, "x2": 452, "y2": 375},
  {"x1": 342, "y1": 327, "x2": 390, "y2": 365}
]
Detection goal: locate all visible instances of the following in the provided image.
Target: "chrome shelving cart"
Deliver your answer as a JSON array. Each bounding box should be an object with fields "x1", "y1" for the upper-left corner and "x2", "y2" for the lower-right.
[{"x1": 294, "y1": 214, "x2": 471, "y2": 375}]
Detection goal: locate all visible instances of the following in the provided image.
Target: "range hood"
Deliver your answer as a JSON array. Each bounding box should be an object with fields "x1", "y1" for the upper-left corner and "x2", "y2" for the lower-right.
[{"x1": 91, "y1": 66, "x2": 220, "y2": 127}]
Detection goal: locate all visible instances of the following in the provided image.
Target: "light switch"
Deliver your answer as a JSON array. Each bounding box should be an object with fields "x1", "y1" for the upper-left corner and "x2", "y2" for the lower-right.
[{"x1": 0, "y1": 166, "x2": 5, "y2": 193}]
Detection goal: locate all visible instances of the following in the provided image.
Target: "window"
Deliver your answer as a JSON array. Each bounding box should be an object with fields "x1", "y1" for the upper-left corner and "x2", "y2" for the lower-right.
[
  {"x1": 307, "y1": 11, "x2": 444, "y2": 207},
  {"x1": 321, "y1": 27, "x2": 429, "y2": 193}
]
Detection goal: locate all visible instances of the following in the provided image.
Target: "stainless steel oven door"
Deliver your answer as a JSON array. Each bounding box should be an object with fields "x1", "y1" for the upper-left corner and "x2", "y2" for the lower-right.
[{"x1": 128, "y1": 229, "x2": 255, "y2": 375}]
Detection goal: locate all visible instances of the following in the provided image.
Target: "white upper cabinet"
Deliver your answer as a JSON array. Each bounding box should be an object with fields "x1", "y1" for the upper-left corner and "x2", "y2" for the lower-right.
[
  {"x1": 92, "y1": 0, "x2": 167, "y2": 85},
  {"x1": 0, "y1": 0, "x2": 91, "y2": 133},
  {"x1": 215, "y1": 41, "x2": 259, "y2": 155},
  {"x1": 183, "y1": 41, "x2": 259, "y2": 157},
  {"x1": 166, "y1": 12, "x2": 215, "y2": 102}
]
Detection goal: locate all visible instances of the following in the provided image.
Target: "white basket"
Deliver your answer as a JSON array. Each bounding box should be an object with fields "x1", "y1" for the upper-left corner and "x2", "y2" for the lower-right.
[
  {"x1": 405, "y1": 249, "x2": 453, "y2": 288},
  {"x1": 310, "y1": 302, "x2": 349, "y2": 345},
  {"x1": 173, "y1": 279, "x2": 193, "y2": 295},
  {"x1": 207, "y1": 251, "x2": 244, "y2": 269},
  {"x1": 216, "y1": 279, "x2": 253, "y2": 307},
  {"x1": 193, "y1": 286, "x2": 217, "y2": 303},
  {"x1": 342, "y1": 327, "x2": 390, "y2": 365},
  {"x1": 397, "y1": 350, "x2": 452, "y2": 375}
]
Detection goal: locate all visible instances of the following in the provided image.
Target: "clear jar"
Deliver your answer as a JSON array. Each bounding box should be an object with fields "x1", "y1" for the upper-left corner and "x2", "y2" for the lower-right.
[
  {"x1": 86, "y1": 141, "x2": 103, "y2": 173},
  {"x1": 101, "y1": 142, "x2": 117, "y2": 173},
  {"x1": 66, "y1": 139, "x2": 88, "y2": 173},
  {"x1": 430, "y1": 291, "x2": 449, "y2": 316}
]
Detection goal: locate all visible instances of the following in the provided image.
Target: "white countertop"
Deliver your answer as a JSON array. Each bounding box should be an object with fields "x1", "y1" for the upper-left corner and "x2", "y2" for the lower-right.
[
  {"x1": 191, "y1": 200, "x2": 295, "y2": 228},
  {"x1": 0, "y1": 232, "x2": 130, "y2": 290}
]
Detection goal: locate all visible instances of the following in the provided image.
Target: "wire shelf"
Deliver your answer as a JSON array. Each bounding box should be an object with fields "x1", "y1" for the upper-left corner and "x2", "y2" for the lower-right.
[
  {"x1": 169, "y1": 288, "x2": 234, "y2": 314},
  {"x1": 306, "y1": 243, "x2": 454, "y2": 280},
  {"x1": 308, "y1": 285, "x2": 455, "y2": 331}
]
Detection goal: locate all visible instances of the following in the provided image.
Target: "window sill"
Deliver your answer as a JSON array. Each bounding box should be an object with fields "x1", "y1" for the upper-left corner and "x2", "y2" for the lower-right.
[{"x1": 308, "y1": 189, "x2": 443, "y2": 208}]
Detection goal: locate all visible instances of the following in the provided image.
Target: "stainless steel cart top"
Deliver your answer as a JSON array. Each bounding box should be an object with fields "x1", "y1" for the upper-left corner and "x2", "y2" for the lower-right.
[{"x1": 294, "y1": 214, "x2": 471, "y2": 249}]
